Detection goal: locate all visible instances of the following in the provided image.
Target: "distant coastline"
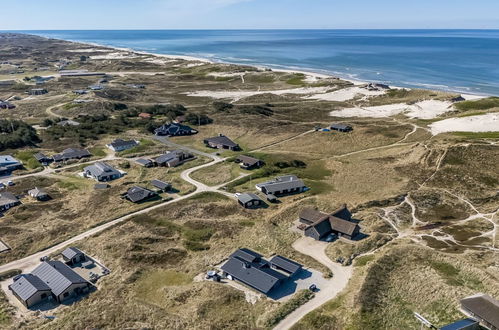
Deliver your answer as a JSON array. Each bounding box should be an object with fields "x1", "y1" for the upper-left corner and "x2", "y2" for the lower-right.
[{"x1": 17, "y1": 30, "x2": 499, "y2": 97}]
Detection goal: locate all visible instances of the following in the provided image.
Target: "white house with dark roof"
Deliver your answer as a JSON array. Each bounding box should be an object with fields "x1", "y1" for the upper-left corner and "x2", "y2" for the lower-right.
[
  {"x1": 0, "y1": 155, "x2": 22, "y2": 175},
  {"x1": 0, "y1": 192, "x2": 21, "y2": 212}
]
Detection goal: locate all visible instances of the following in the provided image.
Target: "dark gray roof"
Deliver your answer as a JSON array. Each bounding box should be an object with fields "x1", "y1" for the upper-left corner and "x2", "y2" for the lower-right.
[
  {"x1": 230, "y1": 248, "x2": 262, "y2": 263},
  {"x1": 32, "y1": 261, "x2": 88, "y2": 296},
  {"x1": 33, "y1": 152, "x2": 49, "y2": 161},
  {"x1": 237, "y1": 193, "x2": 262, "y2": 204},
  {"x1": 135, "y1": 158, "x2": 154, "y2": 166},
  {"x1": 205, "y1": 135, "x2": 239, "y2": 148},
  {"x1": 461, "y1": 294, "x2": 499, "y2": 329},
  {"x1": 332, "y1": 205, "x2": 352, "y2": 221},
  {"x1": 53, "y1": 148, "x2": 91, "y2": 162},
  {"x1": 62, "y1": 247, "x2": 84, "y2": 260},
  {"x1": 269, "y1": 255, "x2": 302, "y2": 274},
  {"x1": 237, "y1": 155, "x2": 261, "y2": 166},
  {"x1": 107, "y1": 139, "x2": 138, "y2": 149},
  {"x1": 154, "y1": 123, "x2": 197, "y2": 136},
  {"x1": 126, "y1": 186, "x2": 156, "y2": 203},
  {"x1": 0, "y1": 192, "x2": 19, "y2": 206},
  {"x1": 9, "y1": 274, "x2": 51, "y2": 301},
  {"x1": 155, "y1": 151, "x2": 181, "y2": 164},
  {"x1": 151, "y1": 179, "x2": 171, "y2": 190},
  {"x1": 221, "y1": 257, "x2": 287, "y2": 294},
  {"x1": 331, "y1": 123, "x2": 352, "y2": 130},
  {"x1": 300, "y1": 208, "x2": 329, "y2": 223}
]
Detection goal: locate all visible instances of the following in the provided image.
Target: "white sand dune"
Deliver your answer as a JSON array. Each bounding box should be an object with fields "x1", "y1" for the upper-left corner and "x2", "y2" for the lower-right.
[
  {"x1": 304, "y1": 86, "x2": 385, "y2": 102},
  {"x1": 429, "y1": 113, "x2": 499, "y2": 135},
  {"x1": 67, "y1": 48, "x2": 111, "y2": 53},
  {"x1": 186, "y1": 86, "x2": 331, "y2": 102},
  {"x1": 90, "y1": 52, "x2": 140, "y2": 60},
  {"x1": 330, "y1": 100, "x2": 454, "y2": 119}
]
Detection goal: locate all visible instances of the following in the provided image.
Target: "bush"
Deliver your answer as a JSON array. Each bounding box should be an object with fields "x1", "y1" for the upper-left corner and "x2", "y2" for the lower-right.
[
  {"x1": 264, "y1": 290, "x2": 315, "y2": 327},
  {"x1": 185, "y1": 113, "x2": 213, "y2": 126},
  {"x1": 454, "y1": 97, "x2": 499, "y2": 111},
  {"x1": 0, "y1": 120, "x2": 40, "y2": 151},
  {"x1": 0, "y1": 269, "x2": 21, "y2": 281},
  {"x1": 238, "y1": 105, "x2": 274, "y2": 117},
  {"x1": 213, "y1": 101, "x2": 234, "y2": 112}
]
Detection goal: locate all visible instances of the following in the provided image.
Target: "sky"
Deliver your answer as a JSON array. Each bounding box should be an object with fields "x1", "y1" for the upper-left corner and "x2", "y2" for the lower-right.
[{"x1": 1, "y1": 0, "x2": 498, "y2": 30}]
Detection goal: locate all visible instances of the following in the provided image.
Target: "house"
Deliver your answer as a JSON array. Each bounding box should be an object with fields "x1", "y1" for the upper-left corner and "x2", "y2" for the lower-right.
[
  {"x1": 138, "y1": 112, "x2": 152, "y2": 119},
  {"x1": 0, "y1": 101, "x2": 15, "y2": 109},
  {"x1": 0, "y1": 155, "x2": 22, "y2": 175},
  {"x1": 154, "y1": 123, "x2": 198, "y2": 137},
  {"x1": 28, "y1": 88, "x2": 48, "y2": 96},
  {"x1": 204, "y1": 134, "x2": 240, "y2": 151},
  {"x1": 0, "y1": 192, "x2": 21, "y2": 212},
  {"x1": 83, "y1": 162, "x2": 122, "y2": 182},
  {"x1": 135, "y1": 158, "x2": 155, "y2": 168},
  {"x1": 299, "y1": 205, "x2": 360, "y2": 240},
  {"x1": 57, "y1": 120, "x2": 80, "y2": 127},
  {"x1": 155, "y1": 150, "x2": 193, "y2": 167},
  {"x1": 8, "y1": 274, "x2": 52, "y2": 308},
  {"x1": 62, "y1": 247, "x2": 86, "y2": 265},
  {"x1": 126, "y1": 84, "x2": 145, "y2": 89},
  {"x1": 52, "y1": 148, "x2": 91, "y2": 163},
  {"x1": 256, "y1": 175, "x2": 306, "y2": 197},
  {"x1": 34, "y1": 152, "x2": 52, "y2": 166},
  {"x1": 440, "y1": 319, "x2": 479, "y2": 330},
  {"x1": 220, "y1": 248, "x2": 302, "y2": 295},
  {"x1": 106, "y1": 139, "x2": 139, "y2": 152},
  {"x1": 237, "y1": 193, "x2": 264, "y2": 209},
  {"x1": 28, "y1": 187, "x2": 50, "y2": 201},
  {"x1": 73, "y1": 90, "x2": 88, "y2": 95},
  {"x1": 330, "y1": 123, "x2": 353, "y2": 132},
  {"x1": 460, "y1": 293, "x2": 499, "y2": 330},
  {"x1": 236, "y1": 155, "x2": 264, "y2": 170},
  {"x1": 15, "y1": 260, "x2": 91, "y2": 306},
  {"x1": 269, "y1": 255, "x2": 302, "y2": 277},
  {"x1": 124, "y1": 186, "x2": 157, "y2": 203},
  {"x1": 151, "y1": 179, "x2": 172, "y2": 192}
]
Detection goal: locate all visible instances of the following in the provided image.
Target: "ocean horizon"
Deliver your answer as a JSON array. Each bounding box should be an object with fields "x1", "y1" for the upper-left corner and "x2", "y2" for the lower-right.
[{"x1": 11, "y1": 29, "x2": 499, "y2": 96}]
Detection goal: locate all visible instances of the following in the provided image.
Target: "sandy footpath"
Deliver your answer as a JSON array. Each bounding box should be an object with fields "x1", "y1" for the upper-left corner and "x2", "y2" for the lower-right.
[{"x1": 429, "y1": 113, "x2": 499, "y2": 135}]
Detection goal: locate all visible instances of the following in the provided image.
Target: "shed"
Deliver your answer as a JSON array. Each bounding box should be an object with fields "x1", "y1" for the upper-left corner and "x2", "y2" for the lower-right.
[{"x1": 62, "y1": 247, "x2": 86, "y2": 265}]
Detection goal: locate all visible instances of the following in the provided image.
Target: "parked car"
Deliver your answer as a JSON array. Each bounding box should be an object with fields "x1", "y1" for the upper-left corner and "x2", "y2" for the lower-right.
[{"x1": 309, "y1": 284, "x2": 318, "y2": 292}]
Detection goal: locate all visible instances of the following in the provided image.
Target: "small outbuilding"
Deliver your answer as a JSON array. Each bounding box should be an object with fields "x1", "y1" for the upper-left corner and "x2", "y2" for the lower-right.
[
  {"x1": 62, "y1": 247, "x2": 86, "y2": 265},
  {"x1": 28, "y1": 187, "x2": 50, "y2": 201}
]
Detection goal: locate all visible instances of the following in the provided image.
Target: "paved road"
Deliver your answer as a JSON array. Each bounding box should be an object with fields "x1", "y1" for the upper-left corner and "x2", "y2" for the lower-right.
[{"x1": 273, "y1": 237, "x2": 353, "y2": 330}]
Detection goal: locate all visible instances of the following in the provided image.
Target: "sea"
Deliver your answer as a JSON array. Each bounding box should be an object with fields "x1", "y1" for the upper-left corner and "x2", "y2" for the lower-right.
[{"x1": 15, "y1": 29, "x2": 499, "y2": 96}]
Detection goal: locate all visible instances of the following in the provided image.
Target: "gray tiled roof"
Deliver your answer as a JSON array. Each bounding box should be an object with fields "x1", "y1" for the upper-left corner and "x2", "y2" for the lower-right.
[
  {"x1": 269, "y1": 255, "x2": 302, "y2": 274},
  {"x1": 461, "y1": 293, "x2": 499, "y2": 328},
  {"x1": 107, "y1": 139, "x2": 138, "y2": 149},
  {"x1": 32, "y1": 261, "x2": 88, "y2": 296},
  {"x1": 257, "y1": 175, "x2": 305, "y2": 194},
  {"x1": 9, "y1": 274, "x2": 51, "y2": 301},
  {"x1": 237, "y1": 155, "x2": 261, "y2": 166},
  {"x1": 62, "y1": 247, "x2": 84, "y2": 260}
]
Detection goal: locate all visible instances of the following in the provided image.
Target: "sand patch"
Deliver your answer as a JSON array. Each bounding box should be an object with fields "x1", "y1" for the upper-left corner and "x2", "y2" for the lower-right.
[
  {"x1": 429, "y1": 113, "x2": 499, "y2": 135},
  {"x1": 186, "y1": 86, "x2": 331, "y2": 102},
  {"x1": 90, "y1": 52, "x2": 141, "y2": 60},
  {"x1": 67, "y1": 48, "x2": 111, "y2": 53},
  {"x1": 330, "y1": 100, "x2": 454, "y2": 119},
  {"x1": 305, "y1": 86, "x2": 385, "y2": 102}
]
